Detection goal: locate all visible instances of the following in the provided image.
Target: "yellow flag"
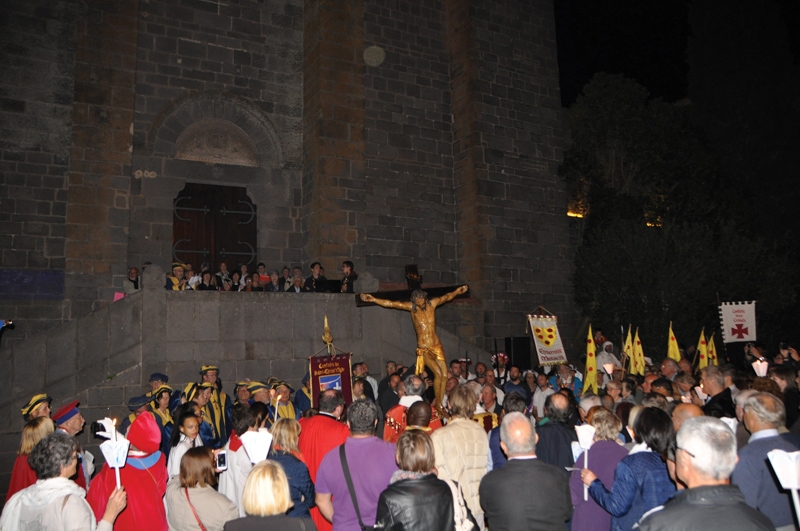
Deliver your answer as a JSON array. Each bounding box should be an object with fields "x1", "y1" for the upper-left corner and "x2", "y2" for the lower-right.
[
  {"x1": 623, "y1": 325, "x2": 634, "y2": 372},
  {"x1": 667, "y1": 322, "x2": 682, "y2": 362},
  {"x1": 632, "y1": 327, "x2": 645, "y2": 376},
  {"x1": 696, "y1": 328, "x2": 709, "y2": 370},
  {"x1": 585, "y1": 325, "x2": 598, "y2": 395},
  {"x1": 707, "y1": 332, "x2": 719, "y2": 366}
]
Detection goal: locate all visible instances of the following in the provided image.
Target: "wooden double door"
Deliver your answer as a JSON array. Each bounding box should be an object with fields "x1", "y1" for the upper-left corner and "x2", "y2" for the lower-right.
[{"x1": 172, "y1": 183, "x2": 257, "y2": 272}]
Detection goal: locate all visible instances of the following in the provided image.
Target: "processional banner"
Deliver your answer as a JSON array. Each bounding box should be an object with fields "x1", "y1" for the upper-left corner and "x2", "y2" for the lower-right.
[
  {"x1": 718, "y1": 301, "x2": 757, "y2": 344},
  {"x1": 527, "y1": 314, "x2": 569, "y2": 366},
  {"x1": 310, "y1": 353, "x2": 353, "y2": 407}
]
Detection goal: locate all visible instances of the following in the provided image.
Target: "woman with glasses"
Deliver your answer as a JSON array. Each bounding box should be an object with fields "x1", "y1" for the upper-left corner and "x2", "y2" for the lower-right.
[{"x1": 0, "y1": 432, "x2": 126, "y2": 530}]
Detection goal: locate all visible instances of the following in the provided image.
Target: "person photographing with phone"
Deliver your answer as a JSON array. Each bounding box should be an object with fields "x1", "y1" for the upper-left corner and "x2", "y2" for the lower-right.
[{"x1": 165, "y1": 446, "x2": 238, "y2": 531}]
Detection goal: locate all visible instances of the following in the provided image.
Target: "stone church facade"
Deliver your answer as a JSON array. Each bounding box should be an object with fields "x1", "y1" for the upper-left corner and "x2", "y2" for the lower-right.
[{"x1": 0, "y1": 0, "x2": 575, "y2": 354}]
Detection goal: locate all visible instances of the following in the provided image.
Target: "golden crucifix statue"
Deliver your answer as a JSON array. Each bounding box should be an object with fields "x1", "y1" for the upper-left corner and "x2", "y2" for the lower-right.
[{"x1": 360, "y1": 284, "x2": 468, "y2": 412}]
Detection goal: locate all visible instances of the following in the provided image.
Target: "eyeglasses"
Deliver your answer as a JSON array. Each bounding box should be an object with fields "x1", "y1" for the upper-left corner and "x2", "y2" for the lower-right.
[{"x1": 676, "y1": 446, "x2": 695, "y2": 458}]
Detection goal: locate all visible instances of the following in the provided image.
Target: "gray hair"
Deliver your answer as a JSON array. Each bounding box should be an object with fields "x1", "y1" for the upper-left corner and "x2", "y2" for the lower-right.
[
  {"x1": 347, "y1": 399, "x2": 378, "y2": 435},
  {"x1": 743, "y1": 392, "x2": 785, "y2": 428},
  {"x1": 677, "y1": 416, "x2": 737, "y2": 480},
  {"x1": 500, "y1": 412, "x2": 537, "y2": 456},
  {"x1": 700, "y1": 365, "x2": 724, "y2": 389},
  {"x1": 579, "y1": 393, "x2": 602, "y2": 412},
  {"x1": 466, "y1": 380, "x2": 482, "y2": 398},
  {"x1": 404, "y1": 374, "x2": 426, "y2": 397},
  {"x1": 28, "y1": 432, "x2": 77, "y2": 480},
  {"x1": 734, "y1": 388, "x2": 758, "y2": 407},
  {"x1": 662, "y1": 358, "x2": 678, "y2": 371}
]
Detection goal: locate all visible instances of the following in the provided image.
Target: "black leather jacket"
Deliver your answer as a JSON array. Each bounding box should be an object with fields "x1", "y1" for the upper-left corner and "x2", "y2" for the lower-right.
[
  {"x1": 374, "y1": 474, "x2": 455, "y2": 531},
  {"x1": 638, "y1": 485, "x2": 775, "y2": 531}
]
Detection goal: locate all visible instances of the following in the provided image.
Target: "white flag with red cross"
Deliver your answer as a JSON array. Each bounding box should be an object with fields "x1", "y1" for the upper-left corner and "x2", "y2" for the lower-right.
[{"x1": 719, "y1": 301, "x2": 757, "y2": 344}]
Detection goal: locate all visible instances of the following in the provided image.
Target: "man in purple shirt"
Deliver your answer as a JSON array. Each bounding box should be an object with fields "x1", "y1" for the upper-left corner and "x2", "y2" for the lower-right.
[{"x1": 315, "y1": 399, "x2": 398, "y2": 531}]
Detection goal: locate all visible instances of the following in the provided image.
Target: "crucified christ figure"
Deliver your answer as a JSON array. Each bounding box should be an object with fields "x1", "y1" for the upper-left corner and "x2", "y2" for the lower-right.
[{"x1": 360, "y1": 284, "x2": 468, "y2": 413}]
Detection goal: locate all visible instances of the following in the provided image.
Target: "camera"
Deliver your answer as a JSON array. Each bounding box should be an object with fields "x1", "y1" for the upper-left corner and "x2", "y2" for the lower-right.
[{"x1": 90, "y1": 421, "x2": 105, "y2": 438}]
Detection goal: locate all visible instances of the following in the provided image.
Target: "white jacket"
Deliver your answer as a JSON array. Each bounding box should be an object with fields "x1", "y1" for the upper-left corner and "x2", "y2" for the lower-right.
[
  {"x1": 0, "y1": 477, "x2": 111, "y2": 531},
  {"x1": 217, "y1": 440, "x2": 253, "y2": 517}
]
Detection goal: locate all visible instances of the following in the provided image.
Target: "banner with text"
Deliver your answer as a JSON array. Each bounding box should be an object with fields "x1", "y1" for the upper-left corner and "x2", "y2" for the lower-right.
[
  {"x1": 310, "y1": 353, "x2": 353, "y2": 407},
  {"x1": 719, "y1": 302, "x2": 757, "y2": 343},
  {"x1": 528, "y1": 315, "x2": 569, "y2": 366}
]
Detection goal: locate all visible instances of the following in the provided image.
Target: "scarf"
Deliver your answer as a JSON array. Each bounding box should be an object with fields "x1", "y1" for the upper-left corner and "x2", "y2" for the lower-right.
[
  {"x1": 0, "y1": 477, "x2": 96, "y2": 531},
  {"x1": 276, "y1": 402, "x2": 296, "y2": 420},
  {"x1": 152, "y1": 407, "x2": 172, "y2": 427}
]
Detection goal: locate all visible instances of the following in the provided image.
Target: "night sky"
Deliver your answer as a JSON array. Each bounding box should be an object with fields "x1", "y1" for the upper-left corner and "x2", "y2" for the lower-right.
[{"x1": 553, "y1": 0, "x2": 800, "y2": 107}]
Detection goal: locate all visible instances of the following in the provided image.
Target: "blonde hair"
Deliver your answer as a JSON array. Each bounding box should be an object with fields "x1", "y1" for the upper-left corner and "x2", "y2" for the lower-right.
[
  {"x1": 242, "y1": 460, "x2": 292, "y2": 516},
  {"x1": 271, "y1": 418, "x2": 301, "y2": 453},
  {"x1": 396, "y1": 430, "x2": 435, "y2": 473},
  {"x1": 448, "y1": 384, "x2": 478, "y2": 419},
  {"x1": 19, "y1": 417, "x2": 55, "y2": 455}
]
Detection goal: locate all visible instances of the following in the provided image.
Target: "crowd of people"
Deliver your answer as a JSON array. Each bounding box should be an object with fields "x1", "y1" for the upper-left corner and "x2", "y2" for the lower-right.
[
  {"x1": 3, "y1": 339, "x2": 799, "y2": 531},
  {"x1": 120, "y1": 260, "x2": 359, "y2": 295}
]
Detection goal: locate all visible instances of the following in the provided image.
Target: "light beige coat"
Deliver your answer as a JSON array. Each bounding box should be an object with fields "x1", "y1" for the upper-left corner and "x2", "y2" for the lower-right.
[{"x1": 431, "y1": 417, "x2": 489, "y2": 520}]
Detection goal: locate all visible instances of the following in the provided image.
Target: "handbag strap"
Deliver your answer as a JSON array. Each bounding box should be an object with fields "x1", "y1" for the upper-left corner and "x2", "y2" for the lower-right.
[
  {"x1": 339, "y1": 444, "x2": 368, "y2": 530},
  {"x1": 443, "y1": 478, "x2": 468, "y2": 527},
  {"x1": 184, "y1": 487, "x2": 209, "y2": 531}
]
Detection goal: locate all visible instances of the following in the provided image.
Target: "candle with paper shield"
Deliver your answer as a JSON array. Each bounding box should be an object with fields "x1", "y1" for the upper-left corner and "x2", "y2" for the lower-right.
[
  {"x1": 694, "y1": 385, "x2": 708, "y2": 402},
  {"x1": 99, "y1": 419, "x2": 130, "y2": 490},
  {"x1": 752, "y1": 358, "x2": 769, "y2": 377},
  {"x1": 239, "y1": 429, "x2": 273, "y2": 464},
  {"x1": 602, "y1": 364, "x2": 615, "y2": 376},
  {"x1": 767, "y1": 449, "x2": 800, "y2": 527},
  {"x1": 575, "y1": 424, "x2": 596, "y2": 501}
]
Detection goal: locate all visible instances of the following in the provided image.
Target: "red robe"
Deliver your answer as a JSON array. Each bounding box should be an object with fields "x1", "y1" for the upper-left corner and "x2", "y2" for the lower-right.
[
  {"x1": 5, "y1": 455, "x2": 37, "y2": 502},
  {"x1": 86, "y1": 453, "x2": 168, "y2": 531},
  {"x1": 298, "y1": 413, "x2": 349, "y2": 531}
]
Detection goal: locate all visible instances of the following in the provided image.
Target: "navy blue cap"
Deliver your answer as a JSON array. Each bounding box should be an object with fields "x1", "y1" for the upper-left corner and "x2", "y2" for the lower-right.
[{"x1": 127, "y1": 394, "x2": 152, "y2": 411}]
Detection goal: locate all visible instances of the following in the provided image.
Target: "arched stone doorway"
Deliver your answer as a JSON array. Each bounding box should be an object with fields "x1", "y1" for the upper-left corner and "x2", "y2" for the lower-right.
[{"x1": 128, "y1": 92, "x2": 301, "y2": 273}]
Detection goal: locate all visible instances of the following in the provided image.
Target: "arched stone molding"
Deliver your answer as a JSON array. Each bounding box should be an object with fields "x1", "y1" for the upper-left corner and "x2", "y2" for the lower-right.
[
  {"x1": 144, "y1": 91, "x2": 285, "y2": 168},
  {"x1": 128, "y1": 92, "x2": 300, "y2": 272}
]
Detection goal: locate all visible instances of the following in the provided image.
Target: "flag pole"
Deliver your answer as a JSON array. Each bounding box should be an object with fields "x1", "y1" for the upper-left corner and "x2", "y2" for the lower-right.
[{"x1": 716, "y1": 293, "x2": 730, "y2": 364}]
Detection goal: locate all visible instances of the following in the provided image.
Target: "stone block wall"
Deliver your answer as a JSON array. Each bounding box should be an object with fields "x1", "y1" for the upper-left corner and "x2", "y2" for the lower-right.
[
  {"x1": 0, "y1": 1, "x2": 76, "y2": 347},
  {"x1": 449, "y1": 0, "x2": 575, "y2": 348},
  {"x1": 128, "y1": 0, "x2": 304, "y2": 272},
  {"x1": 64, "y1": 0, "x2": 139, "y2": 318},
  {"x1": 302, "y1": 0, "x2": 367, "y2": 266},
  {"x1": 361, "y1": 1, "x2": 458, "y2": 286}
]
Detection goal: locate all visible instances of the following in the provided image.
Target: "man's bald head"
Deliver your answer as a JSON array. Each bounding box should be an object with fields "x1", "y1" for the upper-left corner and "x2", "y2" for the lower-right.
[
  {"x1": 500, "y1": 412, "x2": 537, "y2": 457},
  {"x1": 672, "y1": 403, "x2": 703, "y2": 432},
  {"x1": 406, "y1": 401, "x2": 432, "y2": 428},
  {"x1": 545, "y1": 392, "x2": 572, "y2": 423}
]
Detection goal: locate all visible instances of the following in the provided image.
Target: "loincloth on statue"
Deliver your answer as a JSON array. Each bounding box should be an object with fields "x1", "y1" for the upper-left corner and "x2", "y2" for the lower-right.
[{"x1": 415, "y1": 346, "x2": 445, "y2": 361}]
